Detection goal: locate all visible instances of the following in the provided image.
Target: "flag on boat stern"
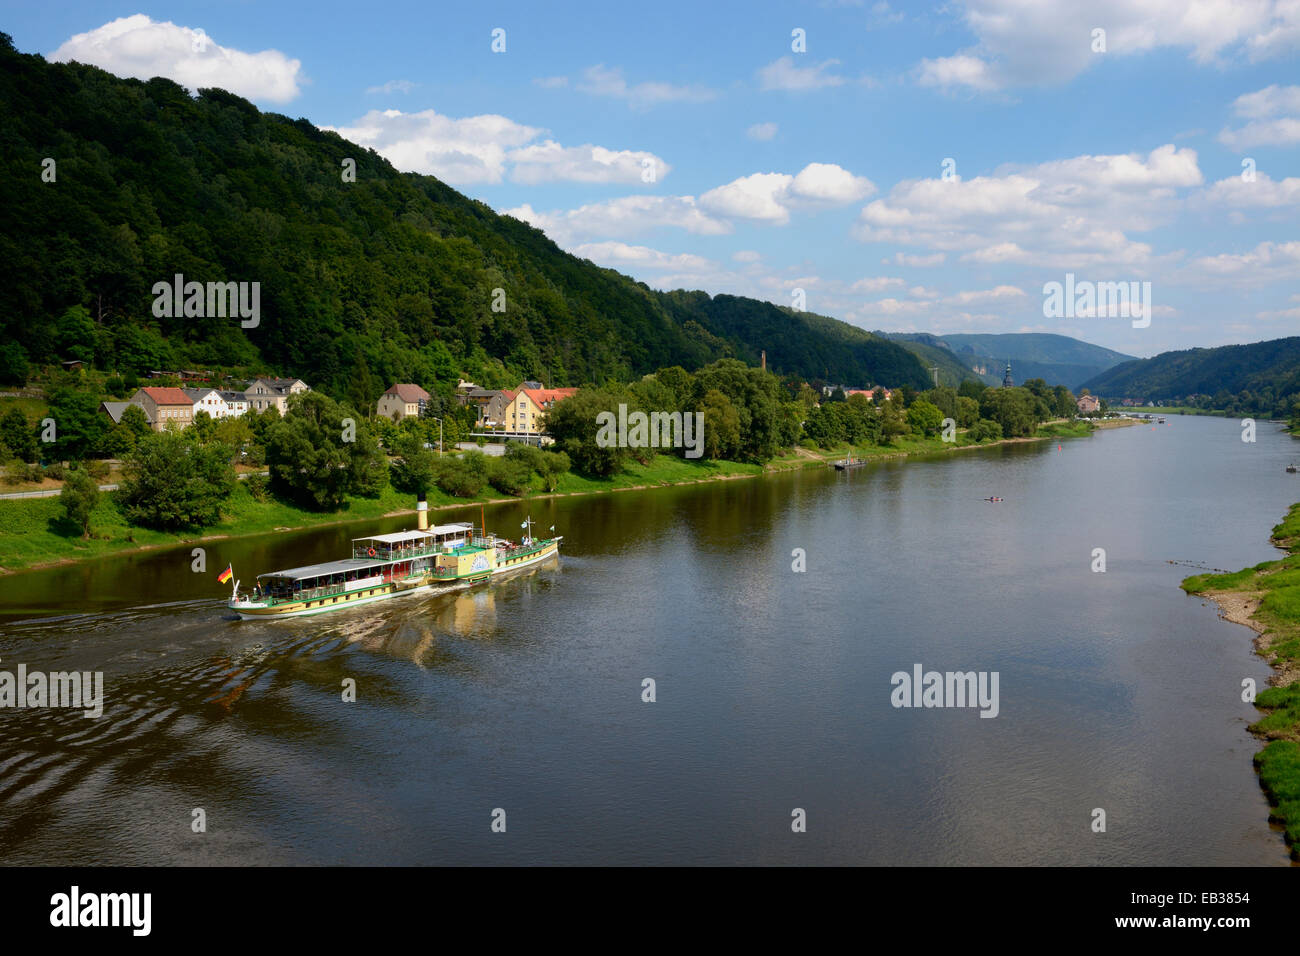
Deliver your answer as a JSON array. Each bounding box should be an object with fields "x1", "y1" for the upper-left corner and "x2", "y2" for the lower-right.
[{"x1": 217, "y1": 563, "x2": 233, "y2": 584}]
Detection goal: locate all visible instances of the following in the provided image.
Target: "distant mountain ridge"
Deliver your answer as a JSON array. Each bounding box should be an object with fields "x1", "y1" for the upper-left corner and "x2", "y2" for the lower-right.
[{"x1": 880, "y1": 332, "x2": 1135, "y2": 390}]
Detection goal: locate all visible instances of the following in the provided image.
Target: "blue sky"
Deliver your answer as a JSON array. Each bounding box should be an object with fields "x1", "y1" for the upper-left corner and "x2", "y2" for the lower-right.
[{"x1": 9, "y1": 0, "x2": 1300, "y2": 358}]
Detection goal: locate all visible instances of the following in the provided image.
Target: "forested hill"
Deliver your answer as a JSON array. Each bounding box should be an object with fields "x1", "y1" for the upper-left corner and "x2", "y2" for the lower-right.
[
  {"x1": 0, "y1": 36, "x2": 932, "y2": 401},
  {"x1": 1079, "y1": 336, "x2": 1300, "y2": 416}
]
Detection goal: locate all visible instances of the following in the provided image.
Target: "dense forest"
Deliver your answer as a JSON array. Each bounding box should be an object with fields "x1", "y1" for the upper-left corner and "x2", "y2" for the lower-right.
[
  {"x1": 0, "y1": 34, "x2": 932, "y2": 403},
  {"x1": 1080, "y1": 336, "x2": 1300, "y2": 418}
]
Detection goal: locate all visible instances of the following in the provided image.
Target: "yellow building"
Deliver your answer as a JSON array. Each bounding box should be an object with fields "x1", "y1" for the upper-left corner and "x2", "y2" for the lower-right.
[{"x1": 503, "y1": 386, "x2": 577, "y2": 435}]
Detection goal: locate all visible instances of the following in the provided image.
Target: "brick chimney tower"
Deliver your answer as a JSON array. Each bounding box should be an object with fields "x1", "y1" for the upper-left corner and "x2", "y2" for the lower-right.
[{"x1": 761, "y1": 350, "x2": 766, "y2": 371}]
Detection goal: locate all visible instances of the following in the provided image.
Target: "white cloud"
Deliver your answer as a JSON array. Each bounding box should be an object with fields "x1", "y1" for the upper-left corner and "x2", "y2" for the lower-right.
[
  {"x1": 329, "y1": 109, "x2": 542, "y2": 184},
  {"x1": 884, "y1": 252, "x2": 946, "y2": 267},
  {"x1": 576, "y1": 64, "x2": 715, "y2": 108},
  {"x1": 747, "y1": 122, "x2": 779, "y2": 141},
  {"x1": 49, "y1": 14, "x2": 304, "y2": 103},
  {"x1": 851, "y1": 276, "x2": 905, "y2": 293},
  {"x1": 1189, "y1": 239, "x2": 1300, "y2": 279},
  {"x1": 367, "y1": 79, "x2": 417, "y2": 95},
  {"x1": 945, "y1": 285, "x2": 1026, "y2": 304},
  {"x1": 503, "y1": 196, "x2": 732, "y2": 246},
  {"x1": 507, "y1": 141, "x2": 670, "y2": 185},
  {"x1": 854, "y1": 145, "x2": 1199, "y2": 268},
  {"x1": 572, "y1": 241, "x2": 715, "y2": 273},
  {"x1": 917, "y1": 55, "x2": 998, "y2": 92},
  {"x1": 733, "y1": 250, "x2": 762, "y2": 262},
  {"x1": 1219, "y1": 84, "x2": 1300, "y2": 149},
  {"x1": 327, "y1": 109, "x2": 669, "y2": 187},
  {"x1": 758, "y1": 56, "x2": 846, "y2": 91},
  {"x1": 1195, "y1": 173, "x2": 1300, "y2": 208},
  {"x1": 916, "y1": 1, "x2": 1300, "y2": 93},
  {"x1": 701, "y1": 163, "x2": 874, "y2": 224},
  {"x1": 791, "y1": 162, "x2": 876, "y2": 202},
  {"x1": 701, "y1": 172, "x2": 797, "y2": 223}
]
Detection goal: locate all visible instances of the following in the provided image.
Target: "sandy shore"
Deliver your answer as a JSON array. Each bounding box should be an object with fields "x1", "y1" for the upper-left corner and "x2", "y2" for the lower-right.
[{"x1": 1201, "y1": 588, "x2": 1300, "y2": 687}]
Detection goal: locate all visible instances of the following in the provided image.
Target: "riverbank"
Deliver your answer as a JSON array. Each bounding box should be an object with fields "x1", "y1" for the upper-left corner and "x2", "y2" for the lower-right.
[
  {"x1": 0, "y1": 419, "x2": 1117, "y2": 575},
  {"x1": 1182, "y1": 501, "x2": 1300, "y2": 858}
]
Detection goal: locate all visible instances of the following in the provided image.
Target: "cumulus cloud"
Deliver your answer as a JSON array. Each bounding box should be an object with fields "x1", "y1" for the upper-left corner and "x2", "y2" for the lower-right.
[
  {"x1": 1219, "y1": 84, "x2": 1300, "y2": 149},
  {"x1": 1189, "y1": 239, "x2": 1300, "y2": 279},
  {"x1": 916, "y1": 1, "x2": 1300, "y2": 93},
  {"x1": 507, "y1": 141, "x2": 670, "y2": 185},
  {"x1": 1195, "y1": 172, "x2": 1300, "y2": 209},
  {"x1": 700, "y1": 163, "x2": 874, "y2": 223},
  {"x1": 327, "y1": 108, "x2": 670, "y2": 187},
  {"x1": 50, "y1": 15, "x2": 303, "y2": 103},
  {"x1": 757, "y1": 56, "x2": 847, "y2": 91},
  {"x1": 850, "y1": 276, "x2": 905, "y2": 293},
  {"x1": 854, "y1": 144, "x2": 1199, "y2": 268}
]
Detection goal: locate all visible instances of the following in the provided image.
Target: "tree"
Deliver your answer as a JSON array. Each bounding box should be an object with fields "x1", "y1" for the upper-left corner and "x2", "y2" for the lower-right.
[
  {"x1": 0, "y1": 342, "x2": 28, "y2": 386},
  {"x1": 544, "y1": 387, "x2": 632, "y2": 477},
  {"x1": 700, "y1": 389, "x2": 741, "y2": 459},
  {"x1": 265, "y1": 392, "x2": 388, "y2": 510},
  {"x1": 45, "y1": 386, "x2": 109, "y2": 462},
  {"x1": 969, "y1": 419, "x2": 1003, "y2": 442},
  {"x1": 59, "y1": 467, "x2": 99, "y2": 537},
  {"x1": 120, "y1": 431, "x2": 235, "y2": 529},
  {"x1": 956, "y1": 395, "x2": 980, "y2": 428},
  {"x1": 191, "y1": 409, "x2": 217, "y2": 443},
  {"x1": 906, "y1": 399, "x2": 944, "y2": 437},
  {"x1": 0, "y1": 408, "x2": 37, "y2": 462},
  {"x1": 389, "y1": 433, "x2": 438, "y2": 496},
  {"x1": 979, "y1": 387, "x2": 1041, "y2": 438}
]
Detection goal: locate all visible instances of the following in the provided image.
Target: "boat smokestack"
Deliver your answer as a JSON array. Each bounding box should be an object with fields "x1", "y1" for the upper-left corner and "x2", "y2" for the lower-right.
[{"x1": 417, "y1": 493, "x2": 428, "y2": 531}]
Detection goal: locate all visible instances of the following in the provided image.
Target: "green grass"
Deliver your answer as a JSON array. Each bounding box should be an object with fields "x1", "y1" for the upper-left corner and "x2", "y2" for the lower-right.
[
  {"x1": 1255, "y1": 739, "x2": 1300, "y2": 850},
  {"x1": 1184, "y1": 499, "x2": 1300, "y2": 857}
]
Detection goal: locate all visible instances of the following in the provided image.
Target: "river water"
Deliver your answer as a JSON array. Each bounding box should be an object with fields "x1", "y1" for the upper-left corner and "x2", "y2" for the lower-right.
[{"x1": 1, "y1": 415, "x2": 1297, "y2": 865}]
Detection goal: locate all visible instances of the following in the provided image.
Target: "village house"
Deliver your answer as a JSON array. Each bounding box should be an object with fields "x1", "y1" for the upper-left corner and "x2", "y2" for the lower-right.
[
  {"x1": 244, "y1": 377, "x2": 310, "y2": 414},
  {"x1": 219, "y1": 390, "x2": 249, "y2": 416},
  {"x1": 377, "y1": 383, "x2": 431, "y2": 421},
  {"x1": 183, "y1": 387, "x2": 231, "y2": 420},
  {"x1": 129, "y1": 387, "x2": 194, "y2": 431},
  {"x1": 1076, "y1": 394, "x2": 1101, "y2": 414},
  {"x1": 504, "y1": 385, "x2": 578, "y2": 436}
]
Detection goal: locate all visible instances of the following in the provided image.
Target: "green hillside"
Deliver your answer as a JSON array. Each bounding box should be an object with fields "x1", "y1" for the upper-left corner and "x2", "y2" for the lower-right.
[
  {"x1": 875, "y1": 332, "x2": 999, "y2": 387},
  {"x1": 0, "y1": 35, "x2": 930, "y2": 398},
  {"x1": 1080, "y1": 336, "x2": 1300, "y2": 418}
]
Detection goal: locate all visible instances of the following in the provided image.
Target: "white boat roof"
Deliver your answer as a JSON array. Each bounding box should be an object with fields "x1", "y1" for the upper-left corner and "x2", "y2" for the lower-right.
[
  {"x1": 259, "y1": 558, "x2": 380, "y2": 582},
  {"x1": 352, "y1": 523, "x2": 473, "y2": 545}
]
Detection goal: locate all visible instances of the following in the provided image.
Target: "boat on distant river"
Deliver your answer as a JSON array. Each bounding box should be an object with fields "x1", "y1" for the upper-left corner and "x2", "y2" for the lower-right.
[{"x1": 226, "y1": 496, "x2": 560, "y2": 619}]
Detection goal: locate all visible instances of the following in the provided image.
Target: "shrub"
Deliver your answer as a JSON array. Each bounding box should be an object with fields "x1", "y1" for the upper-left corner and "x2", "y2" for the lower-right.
[
  {"x1": 434, "y1": 456, "x2": 485, "y2": 498},
  {"x1": 486, "y1": 456, "x2": 533, "y2": 496}
]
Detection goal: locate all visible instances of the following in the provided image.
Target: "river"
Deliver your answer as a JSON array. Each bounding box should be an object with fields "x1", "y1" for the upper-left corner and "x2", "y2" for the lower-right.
[{"x1": 1, "y1": 415, "x2": 1297, "y2": 864}]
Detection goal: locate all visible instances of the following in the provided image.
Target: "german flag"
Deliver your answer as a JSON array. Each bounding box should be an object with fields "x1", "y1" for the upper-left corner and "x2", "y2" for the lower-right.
[{"x1": 217, "y1": 564, "x2": 233, "y2": 584}]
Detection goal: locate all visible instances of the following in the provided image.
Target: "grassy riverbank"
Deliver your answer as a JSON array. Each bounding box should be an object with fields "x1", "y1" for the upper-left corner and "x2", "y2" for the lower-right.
[
  {"x1": 1182, "y1": 502, "x2": 1300, "y2": 857},
  {"x1": 0, "y1": 420, "x2": 1110, "y2": 575}
]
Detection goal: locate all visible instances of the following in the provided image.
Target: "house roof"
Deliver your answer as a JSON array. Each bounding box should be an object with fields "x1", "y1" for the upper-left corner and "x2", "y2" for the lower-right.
[
  {"x1": 182, "y1": 387, "x2": 222, "y2": 401},
  {"x1": 519, "y1": 387, "x2": 577, "y2": 407},
  {"x1": 101, "y1": 401, "x2": 132, "y2": 424},
  {"x1": 383, "y1": 383, "x2": 431, "y2": 402},
  {"x1": 219, "y1": 391, "x2": 247, "y2": 403},
  {"x1": 138, "y1": 387, "x2": 193, "y2": 406}
]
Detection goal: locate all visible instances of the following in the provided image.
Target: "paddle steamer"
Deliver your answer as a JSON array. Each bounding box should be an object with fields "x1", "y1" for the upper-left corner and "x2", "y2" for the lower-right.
[{"x1": 226, "y1": 497, "x2": 560, "y2": 619}]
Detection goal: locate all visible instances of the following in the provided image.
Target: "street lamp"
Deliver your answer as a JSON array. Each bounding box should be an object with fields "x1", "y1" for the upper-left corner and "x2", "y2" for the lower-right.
[{"x1": 428, "y1": 415, "x2": 443, "y2": 456}]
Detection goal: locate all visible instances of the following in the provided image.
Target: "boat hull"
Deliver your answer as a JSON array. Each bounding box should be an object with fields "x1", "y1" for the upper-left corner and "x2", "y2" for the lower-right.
[{"x1": 229, "y1": 539, "x2": 560, "y2": 620}]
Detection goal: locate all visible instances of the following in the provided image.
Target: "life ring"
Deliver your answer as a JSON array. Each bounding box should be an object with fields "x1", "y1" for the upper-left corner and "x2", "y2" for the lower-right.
[{"x1": 368, "y1": 547, "x2": 377, "y2": 557}]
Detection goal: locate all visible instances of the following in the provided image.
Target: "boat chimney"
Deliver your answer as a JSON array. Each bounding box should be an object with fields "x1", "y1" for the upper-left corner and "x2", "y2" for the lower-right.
[{"x1": 417, "y1": 493, "x2": 428, "y2": 531}]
